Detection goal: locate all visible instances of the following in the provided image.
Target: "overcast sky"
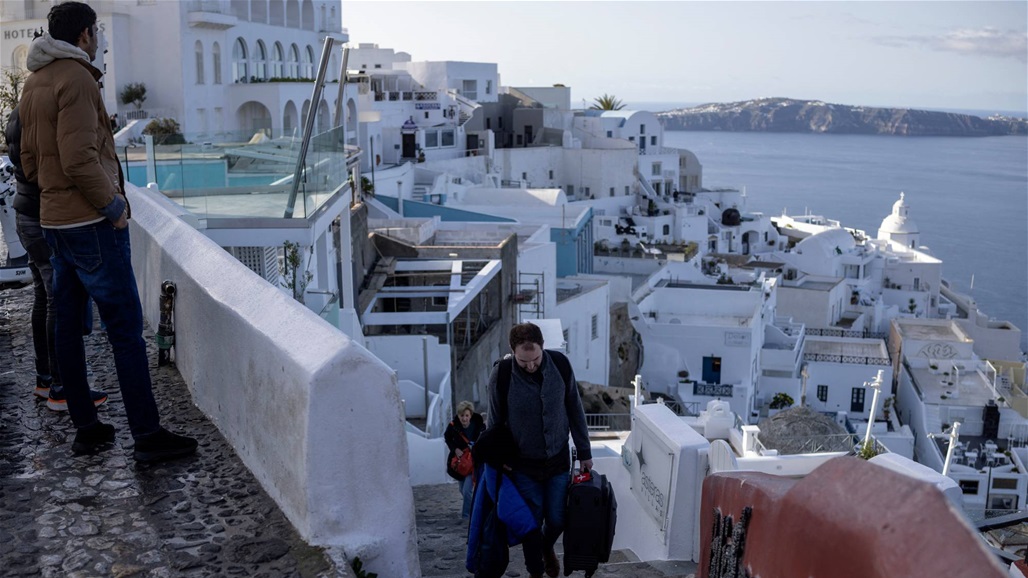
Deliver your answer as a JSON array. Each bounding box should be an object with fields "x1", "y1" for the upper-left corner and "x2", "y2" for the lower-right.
[{"x1": 342, "y1": 1, "x2": 1028, "y2": 114}]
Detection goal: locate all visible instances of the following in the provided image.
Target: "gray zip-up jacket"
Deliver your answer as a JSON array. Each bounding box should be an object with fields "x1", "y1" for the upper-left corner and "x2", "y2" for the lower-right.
[{"x1": 488, "y1": 350, "x2": 592, "y2": 471}]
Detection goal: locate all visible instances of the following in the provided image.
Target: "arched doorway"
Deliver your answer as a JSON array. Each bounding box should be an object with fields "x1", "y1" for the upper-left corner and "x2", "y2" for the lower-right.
[
  {"x1": 236, "y1": 101, "x2": 273, "y2": 136},
  {"x1": 283, "y1": 101, "x2": 299, "y2": 136}
]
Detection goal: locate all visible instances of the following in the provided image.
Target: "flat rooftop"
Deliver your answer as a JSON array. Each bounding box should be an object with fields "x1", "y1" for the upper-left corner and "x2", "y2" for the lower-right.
[
  {"x1": 895, "y1": 320, "x2": 970, "y2": 343},
  {"x1": 804, "y1": 338, "x2": 889, "y2": 358},
  {"x1": 911, "y1": 365, "x2": 996, "y2": 408}
]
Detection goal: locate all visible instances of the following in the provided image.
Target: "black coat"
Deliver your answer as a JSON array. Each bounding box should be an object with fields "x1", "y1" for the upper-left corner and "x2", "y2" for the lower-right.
[{"x1": 444, "y1": 411, "x2": 485, "y2": 481}]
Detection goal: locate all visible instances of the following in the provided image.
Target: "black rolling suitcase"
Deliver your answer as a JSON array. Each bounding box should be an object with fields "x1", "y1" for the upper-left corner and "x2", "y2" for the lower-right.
[{"x1": 562, "y1": 467, "x2": 617, "y2": 577}]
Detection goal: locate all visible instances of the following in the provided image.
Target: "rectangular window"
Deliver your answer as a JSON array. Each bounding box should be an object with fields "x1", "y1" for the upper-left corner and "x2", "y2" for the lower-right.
[
  {"x1": 850, "y1": 387, "x2": 866, "y2": 413},
  {"x1": 652, "y1": 162, "x2": 662, "y2": 176},
  {"x1": 609, "y1": 187, "x2": 614, "y2": 197},
  {"x1": 562, "y1": 329, "x2": 570, "y2": 351},
  {"x1": 628, "y1": 136, "x2": 634, "y2": 142},
  {"x1": 424, "y1": 112, "x2": 429, "y2": 119},
  {"x1": 817, "y1": 385, "x2": 828, "y2": 402},
  {"x1": 567, "y1": 184, "x2": 574, "y2": 196},
  {"x1": 640, "y1": 124, "x2": 646, "y2": 134},
  {"x1": 441, "y1": 129, "x2": 455, "y2": 147},
  {"x1": 584, "y1": 187, "x2": 590, "y2": 197},
  {"x1": 591, "y1": 315, "x2": 598, "y2": 339},
  {"x1": 625, "y1": 186, "x2": 630, "y2": 195},
  {"x1": 993, "y1": 477, "x2": 1018, "y2": 490},
  {"x1": 486, "y1": 80, "x2": 492, "y2": 95},
  {"x1": 958, "y1": 480, "x2": 979, "y2": 494},
  {"x1": 425, "y1": 131, "x2": 439, "y2": 148},
  {"x1": 462, "y1": 79, "x2": 477, "y2": 100},
  {"x1": 486, "y1": 118, "x2": 491, "y2": 130},
  {"x1": 213, "y1": 53, "x2": 221, "y2": 84},
  {"x1": 606, "y1": 130, "x2": 613, "y2": 138},
  {"x1": 549, "y1": 170, "x2": 554, "y2": 179},
  {"x1": 651, "y1": 136, "x2": 657, "y2": 146},
  {"x1": 522, "y1": 172, "x2": 527, "y2": 181}
]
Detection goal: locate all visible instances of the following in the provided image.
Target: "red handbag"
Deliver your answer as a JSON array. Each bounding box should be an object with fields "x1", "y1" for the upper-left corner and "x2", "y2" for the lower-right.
[
  {"x1": 449, "y1": 428, "x2": 474, "y2": 476},
  {"x1": 450, "y1": 449, "x2": 473, "y2": 477}
]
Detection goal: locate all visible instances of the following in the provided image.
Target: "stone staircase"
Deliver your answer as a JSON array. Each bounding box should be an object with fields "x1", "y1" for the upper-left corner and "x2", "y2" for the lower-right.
[{"x1": 413, "y1": 484, "x2": 697, "y2": 577}]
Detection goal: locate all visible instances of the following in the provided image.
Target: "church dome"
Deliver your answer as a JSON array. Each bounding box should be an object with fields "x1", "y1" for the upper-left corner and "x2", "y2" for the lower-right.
[{"x1": 879, "y1": 192, "x2": 919, "y2": 235}]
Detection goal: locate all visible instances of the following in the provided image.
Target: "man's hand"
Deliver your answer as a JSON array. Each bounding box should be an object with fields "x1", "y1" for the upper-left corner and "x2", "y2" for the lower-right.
[
  {"x1": 101, "y1": 194, "x2": 128, "y2": 228},
  {"x1": 455, "y1": 448, "x2": 464, "y2": 457},
  {"x1": 113, "y1": 208, "x2": 128, "y2": 229},
  {"x1": 581, "y1": 459, "x2": 594, "y2": 472}
]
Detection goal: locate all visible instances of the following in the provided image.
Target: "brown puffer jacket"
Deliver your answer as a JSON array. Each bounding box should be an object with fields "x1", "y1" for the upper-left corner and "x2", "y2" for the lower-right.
[{"x1": 19, "y1": 34, "x2": 123, "y2": 228}]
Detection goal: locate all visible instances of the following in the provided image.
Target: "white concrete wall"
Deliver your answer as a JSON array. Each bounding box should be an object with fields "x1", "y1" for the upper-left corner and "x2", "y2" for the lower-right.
[
  {"x1": 613, "y1": 403, "x2": 709, "y2": 562},
  {"x1": 517, "y1": 238, "x2": 558, "y2": 321},
  {"x1": 804, "y1": 362, "x2": 892, "y2": 420},
  {"x1": 407, "y1": 432, "x2": 455, "y2": 486},
  {"x1": 562, "y1": 147, "x2": 637, "y2": 200},
  {"x1": 127, "y1": 185, "x2": 419, "y2": 576},
  {"x1": 554, "y1": 281, "x2": 611, "y2": 386}
]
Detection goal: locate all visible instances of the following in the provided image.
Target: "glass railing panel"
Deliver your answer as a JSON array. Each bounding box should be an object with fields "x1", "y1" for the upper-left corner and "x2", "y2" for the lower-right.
[{"x1": 121, "y1": 128, "x2": 353, "y2": 221}]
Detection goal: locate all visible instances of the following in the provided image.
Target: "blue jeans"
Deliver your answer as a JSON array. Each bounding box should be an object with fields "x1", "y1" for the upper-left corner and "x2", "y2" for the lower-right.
[
  {"x1": 510, "y1": 470, "x2": 569, "y2": 575},
  {"x1": 44, "y1": 222, "x2": 161, "y2": 437},
  {"x1": 459, "y1": 473, "x2": 475, "y2": 519}
]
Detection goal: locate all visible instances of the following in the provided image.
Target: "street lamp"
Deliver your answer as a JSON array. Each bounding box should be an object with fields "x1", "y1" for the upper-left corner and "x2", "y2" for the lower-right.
[{"x1": 862, "y1": 369, "x2": 884, "y2": 452}]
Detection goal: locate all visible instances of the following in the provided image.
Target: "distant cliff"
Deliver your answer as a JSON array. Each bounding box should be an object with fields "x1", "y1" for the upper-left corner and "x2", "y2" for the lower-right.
[{"x1": 656, "y1": 97, "x2": 1028, "y2": 136}]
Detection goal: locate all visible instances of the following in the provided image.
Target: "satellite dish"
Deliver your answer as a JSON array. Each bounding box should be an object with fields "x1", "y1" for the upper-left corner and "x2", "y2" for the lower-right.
[{"x1": 709, "y1": 439, "x2": 738, "y2": 474}]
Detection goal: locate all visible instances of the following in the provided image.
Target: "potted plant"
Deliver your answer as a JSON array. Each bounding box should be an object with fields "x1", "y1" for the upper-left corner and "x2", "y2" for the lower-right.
[{"x1": 769, "y1": 392, "x2": 794, "y2": 410}]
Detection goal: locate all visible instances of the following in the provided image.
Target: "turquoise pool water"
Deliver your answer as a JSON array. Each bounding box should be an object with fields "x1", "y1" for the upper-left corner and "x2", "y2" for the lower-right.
[{"x1": 125, "y1": 160, "x2": 281, "y2": 192}]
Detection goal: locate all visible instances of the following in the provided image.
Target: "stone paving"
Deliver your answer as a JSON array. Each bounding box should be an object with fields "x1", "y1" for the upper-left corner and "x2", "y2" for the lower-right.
[
  {"x1": 413, "y1": 483, "x2": 697, "y2": 578},
  {"x1": 0, "y1": 284, "x2": 344, "y2": 578},
  {"x1": 1, "y1": 279, "x2": 698, "y2": 578}
]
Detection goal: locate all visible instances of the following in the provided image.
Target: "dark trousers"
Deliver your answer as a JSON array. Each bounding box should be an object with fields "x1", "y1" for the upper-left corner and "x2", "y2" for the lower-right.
[{"x1": 44, "y1": 221, "x2": 161, "y2": 437}]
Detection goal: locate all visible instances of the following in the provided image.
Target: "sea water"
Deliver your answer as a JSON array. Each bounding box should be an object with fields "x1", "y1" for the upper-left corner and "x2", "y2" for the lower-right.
[{"x1": 663, "y1": 131, "x2": 1028, "y2": 353}]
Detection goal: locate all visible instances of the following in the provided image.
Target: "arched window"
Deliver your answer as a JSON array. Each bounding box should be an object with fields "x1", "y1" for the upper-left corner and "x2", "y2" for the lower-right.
[
  {"x1": 269, "y1": 0, "x2": 284, "y2": 26},
  {"x1": 289, "y1": 44, "x2": 300, "y2": 78},
  {"x1": 252, "y1": 0, "x2": 268, "y2": 23},
  {"x1": 194, "y1": 40, "x2": 205, "y2": 84},
  {"x1": 212, "y1": 42, "x2": 222, "y2": 84},
  {"x1": 301, "y1": 0, "x2": 314, "y2": 31},
  {"x1": 255, "y1": 40, "x2": 268, "y2": 80},
  {"x1": 286, "y1": 0, "x2": 299, "y2": 27},
  {"x1": 272, "y1": 42, "x2": 284, "y2": 79},
  {"x1": 231, "y1": 0, "x2": 248, "y2": 20},
  {"x1": 13, "y1": 44, "x2": 29, "y2": 72},
  {"x1": 232, "y1": 37, "x2": 248, "y2": 82},
  {"x1": 303, "y1": 45, "x2": 314, "y2": 78}
]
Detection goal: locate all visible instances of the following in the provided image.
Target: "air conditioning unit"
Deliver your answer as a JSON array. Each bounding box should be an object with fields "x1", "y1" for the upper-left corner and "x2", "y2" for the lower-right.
[{"x1": 228, "y1": 246, "x2": 280, "y2": 286}]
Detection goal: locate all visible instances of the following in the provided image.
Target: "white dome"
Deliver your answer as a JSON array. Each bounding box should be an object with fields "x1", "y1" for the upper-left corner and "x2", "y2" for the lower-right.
[{"x1": 879, "y1": 192, "x2": 919, "y2": 235}]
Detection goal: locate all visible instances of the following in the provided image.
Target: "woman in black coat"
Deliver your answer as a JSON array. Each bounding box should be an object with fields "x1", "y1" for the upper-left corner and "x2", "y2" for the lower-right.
[{"x1": 444, "y1": 400, "x2": 486, "y2": 519}]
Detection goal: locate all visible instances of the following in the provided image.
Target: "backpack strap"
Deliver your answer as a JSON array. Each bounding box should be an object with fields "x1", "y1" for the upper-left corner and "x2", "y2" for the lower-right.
[
  {"x1": 496, "y1": 356, "x2": 513, "y2": 425},
  {"x1": 547, "y1": 349, "x2": 573, "y2": 390}
]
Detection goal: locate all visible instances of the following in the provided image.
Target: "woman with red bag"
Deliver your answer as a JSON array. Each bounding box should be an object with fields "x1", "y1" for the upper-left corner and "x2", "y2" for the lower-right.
[{"x1": 445, "y1": 400, "x2": 486, "y2": 519}]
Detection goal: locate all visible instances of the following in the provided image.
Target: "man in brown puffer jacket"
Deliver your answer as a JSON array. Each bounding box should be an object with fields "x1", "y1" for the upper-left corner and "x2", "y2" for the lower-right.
[{"x1": 18, "y1": 1, "x2": 196, "y2": 462}]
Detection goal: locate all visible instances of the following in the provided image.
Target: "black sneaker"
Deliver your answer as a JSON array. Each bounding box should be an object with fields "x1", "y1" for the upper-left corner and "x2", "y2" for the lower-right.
[
  {"x1": 133, "y1": 428, "x2": 198, "y2": 463},
  {"x1": 72, "y1": 422, "x2": 116, "y2": 455},
  {"x1": 46, "y1": 387, "x2": 109, "y2": 412}
]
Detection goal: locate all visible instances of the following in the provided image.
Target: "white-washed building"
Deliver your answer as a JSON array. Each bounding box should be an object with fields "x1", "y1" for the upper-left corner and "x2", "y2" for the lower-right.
[
  {"x1": 890, "y1": 317, "x2": 1028, "y2": 512},
  {"x1": 631, "y1": 261, "x2": 778, "y2": 419},
  {"x1": 2, "y1": 0, "x2": 347, "y2": 138}
]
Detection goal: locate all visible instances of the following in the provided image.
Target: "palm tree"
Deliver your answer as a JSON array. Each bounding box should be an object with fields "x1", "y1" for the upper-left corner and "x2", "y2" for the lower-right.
[{"x1": 590, "y1": 94, "x2": 625, "y2": 110}]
